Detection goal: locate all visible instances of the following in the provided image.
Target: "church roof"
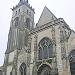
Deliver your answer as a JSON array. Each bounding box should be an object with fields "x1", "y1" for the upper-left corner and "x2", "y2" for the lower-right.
[{"x1": 37, "y1": 6, "x2": 57, "y2": 26}]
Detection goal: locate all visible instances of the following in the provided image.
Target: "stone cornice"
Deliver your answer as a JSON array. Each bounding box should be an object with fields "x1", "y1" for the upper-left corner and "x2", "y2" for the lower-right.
[{"x1": 30, "y1": 18, "x2": 70, "y2": 35}]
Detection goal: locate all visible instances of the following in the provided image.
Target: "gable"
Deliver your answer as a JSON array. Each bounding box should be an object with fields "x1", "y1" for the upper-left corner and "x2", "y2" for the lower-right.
[{"x1": 37, "y1": 6, "x2": 57, "y2": 26}]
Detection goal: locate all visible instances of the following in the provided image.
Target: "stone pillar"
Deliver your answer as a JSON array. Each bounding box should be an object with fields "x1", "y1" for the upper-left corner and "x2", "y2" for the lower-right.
[
  {"x1": 27, "y1": 34, "x2": 32, "y2": 75},
  {"x1": 34, "y1": 34, "x2": 38, "y2": 75},
  {"x1": 55, "y1": 24, "x2": 63, "y2": 75},
  {"x1": 58, "y1": 21, "x2": 71, "y2": 75},
  {"x1": 51, "y1": 25, "x2": 58, "y2": 75},
  {"x1": 59, "y1": 24, "x2": 67, "y2": 75},
  {"x1": 13, "y1": 50, "x2": 18, "y2": 75}
]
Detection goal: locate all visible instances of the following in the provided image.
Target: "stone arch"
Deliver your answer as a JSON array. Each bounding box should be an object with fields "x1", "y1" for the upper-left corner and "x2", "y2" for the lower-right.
[
  {"x1": 38, "y1": 37, "x2": 53, "y2": 45},
  {"x1": 69, "y1": 49, "x2": 75, "y2": 75},
  {"x1": 38, "y1": 37, "x2": 53, "y2": 60},
  {"x1": 37, "y1": 64, "x2": 51, "y2": 75},
  {"x1": 19, "y1": 63, "x2": 26, "y2": 75}
]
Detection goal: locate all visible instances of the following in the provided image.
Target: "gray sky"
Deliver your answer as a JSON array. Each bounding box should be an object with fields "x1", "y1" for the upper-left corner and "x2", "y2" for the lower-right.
[{"x1": 0, "y1": 0, "x2": 75, "y2": 66}]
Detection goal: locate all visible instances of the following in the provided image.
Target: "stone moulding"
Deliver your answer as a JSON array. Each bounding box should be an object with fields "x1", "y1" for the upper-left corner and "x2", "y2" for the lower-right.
[{"x1": 30, "y1": 18, "x2": 69, "y2": 35}]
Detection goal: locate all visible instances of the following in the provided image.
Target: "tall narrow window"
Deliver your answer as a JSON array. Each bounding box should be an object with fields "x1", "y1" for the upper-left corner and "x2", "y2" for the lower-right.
[
  {"x1": 38, "y1": 37, "x2": 53, "y2": 60},
  {"x1": 10, "y1": 71, "x2": 12, "y2": 75},
  {"x1": 20, "y1": 63, "x2": 26, "y2": 75},
  {"x1": 19, "y1": 9, "x2": 20, "y2": 12},
  {"x1": 14, "y1": 17, "x2": 19, "y2": 27},
  {"x1": 27, "y1": 10, "x2": 28, "y2": 14},
  {"x1": 26, "y1": 18, "x2": 30, "y2": 29}
]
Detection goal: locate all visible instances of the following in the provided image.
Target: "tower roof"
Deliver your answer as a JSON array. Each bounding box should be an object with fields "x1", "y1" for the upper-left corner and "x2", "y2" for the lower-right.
[{"x1": 12, "y1": 0, "x2": 34, "y2": 12}]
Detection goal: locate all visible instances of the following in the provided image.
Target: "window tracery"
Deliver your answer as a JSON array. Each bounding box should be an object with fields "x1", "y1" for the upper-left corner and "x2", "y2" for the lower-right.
[
  {"x1": 19, "y1": 63, "x2": 26, "y2": 75},
  {"x1": 38, "y1": 37, "x2": 53, "y2": 60},
  {"x1": 13, "y1": 17, "x2": 19, "y2": 27}
]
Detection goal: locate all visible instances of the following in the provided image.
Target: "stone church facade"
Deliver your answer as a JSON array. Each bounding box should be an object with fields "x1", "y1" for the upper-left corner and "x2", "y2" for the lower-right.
[{"x1": 1, "y1": 0, "x2": 75, "y2": 75}]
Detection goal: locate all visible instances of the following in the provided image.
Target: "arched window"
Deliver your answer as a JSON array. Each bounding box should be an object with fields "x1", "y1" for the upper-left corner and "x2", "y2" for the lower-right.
[
  {"x1": 26, "y1": 18, "x2": 30, "y2": 29},
  {"x1": 19, "y1": 63, "x2": 26, "y2": 75},
  {"x1": 69, "y1": 50, "x2": 75, "y2": 75},
  {"x1": 14, "y1": 17, "x2": 19, "y2": 27},
  {"x1": 38, "y1": 37, "x2": 53, "y2": 60}
]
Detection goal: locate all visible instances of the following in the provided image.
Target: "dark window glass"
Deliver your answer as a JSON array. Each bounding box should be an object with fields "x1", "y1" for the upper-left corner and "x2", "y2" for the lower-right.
[
  {"x1": 27, "y1": 10, "x2": 28, "y2": 14},
  {"x1": 20, "y1": 63, "x2": 26, "y2": 75},
  {"x1": 15, "y1": 17, "x2": 19, "y2": 27},
  {"x1": 38, "y1": 47, "x2": 42, "y2": 60},
  {"x1": 10, "y1": 71, "x2": 12, "y2": 75},
  {"x1": 26, "y1": 18, "x2": 30, "y2": 29},
  {"x1": 16, "y1": 11, "x2": 17, "y2": 14},
  {"x1": 43, "y1": 45, "x2": 48, "y2": 59},
  {"x1": 48, "y1": 44, "x2": 53, "y2": 58},
  {"x1": 19, "y1": 9, "x2": 20, "y2": 12}
]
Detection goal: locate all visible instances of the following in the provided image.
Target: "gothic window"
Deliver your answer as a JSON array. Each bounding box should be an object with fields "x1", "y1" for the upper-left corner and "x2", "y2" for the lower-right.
[
  {"x1": 10, "y1": 71, "x2": 12, "y2": 75},
  {"x1": 0, "y1": 70, "x2": 2, "y2": 75},
  {"x1": 20, "y1": 63, "x2": 26, "y2": 75},
  {"x1": 27, "y1": 10, "x2": 28, "y2": 14},
  {"x1": 26, "y1": 18, "x2": 30, "y2": 29},
  {"x1": 38, "y1": 37, "x2": 53, "y2": 60},
  {"x1": 19, "y1": 9, "x2": 20, "y2": 12},
  {"x1": 69, "y1": 50, "x2": 75, "y2": 75},
  {"x1": 14, "y1": 17, "x2": 19, "y2": 27}
]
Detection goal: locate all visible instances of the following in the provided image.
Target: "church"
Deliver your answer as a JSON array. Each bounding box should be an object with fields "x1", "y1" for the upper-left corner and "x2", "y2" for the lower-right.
[{"x1": 0, "y1": 0, "x2": 75, "y2": 75}]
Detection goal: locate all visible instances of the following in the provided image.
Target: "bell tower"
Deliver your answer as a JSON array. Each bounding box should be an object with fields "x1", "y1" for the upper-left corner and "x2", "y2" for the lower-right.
[
  {"x1": 11, "y1": 0, "x2": 35, "y2": 29},
  {"x1": 4, "y1": 0, "x2": 35, "y2": 75}
]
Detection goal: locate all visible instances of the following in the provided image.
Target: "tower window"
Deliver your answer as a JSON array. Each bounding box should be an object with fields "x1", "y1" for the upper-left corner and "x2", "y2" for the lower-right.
[
  {"x1": 19, "y1": 9, "x2": 20, "y2": 12},
  {"x1": 29, "y1": 12, "x2": 31, "y2": 16},
  {"x1": 16, "y1": 11, "x2": 17, "y2": 14},
  {"x1": 14, "y1": 17, "x2": 19, "y2": 27},
  {"x1": 27, "y1": 10, "x2": 28, "y2": 14},
  {"x1": 26, "y1": 18, "x2": 30, "y2": 29}
]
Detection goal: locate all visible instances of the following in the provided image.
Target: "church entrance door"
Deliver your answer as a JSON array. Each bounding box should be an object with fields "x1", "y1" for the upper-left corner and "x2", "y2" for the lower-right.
[{"x1": 37, "y1": 64, "x2": 51, "y2": 75}]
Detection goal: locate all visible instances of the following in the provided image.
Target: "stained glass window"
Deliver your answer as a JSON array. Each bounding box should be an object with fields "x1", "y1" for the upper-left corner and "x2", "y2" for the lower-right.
[{"x1": 38, "y1": 37, "x2": 53, "y2": 60}]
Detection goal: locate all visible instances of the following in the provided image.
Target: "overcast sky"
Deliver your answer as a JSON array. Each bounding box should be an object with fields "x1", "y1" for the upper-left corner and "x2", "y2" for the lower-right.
[{"x1": 0, "y1": 0, "x2": 75, "y2": 66}]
